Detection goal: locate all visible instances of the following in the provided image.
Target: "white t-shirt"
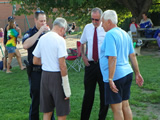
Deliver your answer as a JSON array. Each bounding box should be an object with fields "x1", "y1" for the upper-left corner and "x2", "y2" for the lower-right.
[
  {"x1": 130, "y1": 24, "x2": 137, "y2": 33},
  {"x1": 33, "y1": 31, "x2": 68, "y2": 72},
  {"x1": 80, "y1": 23, "x2": 106, "y2": 61}
]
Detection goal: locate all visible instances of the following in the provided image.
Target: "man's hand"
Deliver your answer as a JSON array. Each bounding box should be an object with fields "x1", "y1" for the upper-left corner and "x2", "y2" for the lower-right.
[
  {"x1": 39, "y1": 24, "x2": 50, "y2": 33},
  {"x1": 82, "y1": 55, "x2": 90, "y2": 66},
  {"x1": 135, "y1": 73, "x2": 144, "y2": 87},
  {"x1": 64, "y1": 97, "x2": 69, "y2": 100},
  {"x1": 109, "y1": 80, "x2": 119, "y2": 93}
]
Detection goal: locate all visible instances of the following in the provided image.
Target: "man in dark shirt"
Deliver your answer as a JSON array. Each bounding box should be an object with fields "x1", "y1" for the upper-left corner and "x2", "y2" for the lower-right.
[{"x1": 22, "y1": 10, "x2": 54, "y2": 120}]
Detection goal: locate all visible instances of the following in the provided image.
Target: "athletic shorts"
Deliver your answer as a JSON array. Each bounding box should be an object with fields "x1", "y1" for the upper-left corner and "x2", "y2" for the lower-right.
[
  {"x1": 104, "y1": 73, "x2": 133, "y2": 105},
  {"x1": 6, "y1": 46, "x2": 16, "y2": 53},
  {"x1": 40, "y1": 71, "x2": 70, "y2": 116}
]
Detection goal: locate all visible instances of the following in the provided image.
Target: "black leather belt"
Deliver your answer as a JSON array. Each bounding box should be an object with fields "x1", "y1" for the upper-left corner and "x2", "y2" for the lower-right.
[
  {"x1": 32, "y1": 66, "x2": 42, "y2": 72},
  {"x1": 88, "y1": 60, "x2": 99, "y2": 64}
]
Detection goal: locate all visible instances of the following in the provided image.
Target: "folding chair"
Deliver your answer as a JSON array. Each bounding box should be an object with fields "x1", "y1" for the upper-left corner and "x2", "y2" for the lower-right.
[
  {"x1": 66, "y1": 41, "x2": 84, "y2": 72},
  {"x1": 76, "y1": 41, "x2": 85, "y2": 69}
]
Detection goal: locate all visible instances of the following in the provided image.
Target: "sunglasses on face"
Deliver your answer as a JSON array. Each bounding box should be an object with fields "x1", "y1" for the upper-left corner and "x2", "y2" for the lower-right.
[
  {"x1": 35, "y1": 10, "x2": 45, "y2": 14},
  {"x1": 91, "y1": 18, "x2": 100, "y2": 22}
]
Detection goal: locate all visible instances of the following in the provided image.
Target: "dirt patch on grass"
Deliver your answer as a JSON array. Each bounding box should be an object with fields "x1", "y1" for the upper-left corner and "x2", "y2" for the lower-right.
[{"x1": 132, "y1": 103, "x2": 160, "y2": 120}]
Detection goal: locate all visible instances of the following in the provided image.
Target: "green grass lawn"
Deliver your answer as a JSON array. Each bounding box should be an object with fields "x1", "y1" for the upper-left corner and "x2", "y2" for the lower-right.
[{"x1": 0, "y1": 55, "x2": 160, "y2": 120}]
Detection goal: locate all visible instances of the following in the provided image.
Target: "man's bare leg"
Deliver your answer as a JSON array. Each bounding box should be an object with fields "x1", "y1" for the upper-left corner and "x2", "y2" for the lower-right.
[
  {"x1": 122, "y1": 100, "x2": 132, "y2": 120},
  {"x1": 111, "y1": 102, "x2": 124, "y2": 120}
]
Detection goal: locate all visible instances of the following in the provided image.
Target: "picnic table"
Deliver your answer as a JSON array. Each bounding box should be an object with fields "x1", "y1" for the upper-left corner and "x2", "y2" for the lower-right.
[
  {"x1": 133, "y1": 26, "x2": 160, "y2": 55},
  {"x1": 137, "y1": 26, "x2": 160, "y2": 41}
]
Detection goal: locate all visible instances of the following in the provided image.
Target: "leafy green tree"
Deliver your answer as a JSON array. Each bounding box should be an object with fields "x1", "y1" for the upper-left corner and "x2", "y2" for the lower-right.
[
  {"x1": 11, "y1": 0, "x2": 129, "y2": 26},
  {"x1": 117, "y1": 0, "x2": 160, "y2": 22},
  {"x1": 11, "y1": 0, "x2": 160, "y2": 27}
]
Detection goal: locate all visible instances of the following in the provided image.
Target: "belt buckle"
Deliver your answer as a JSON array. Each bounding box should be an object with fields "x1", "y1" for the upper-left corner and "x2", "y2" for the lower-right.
[{"x1": 94, "y1": 60, "x2": 99, "y2": 64}]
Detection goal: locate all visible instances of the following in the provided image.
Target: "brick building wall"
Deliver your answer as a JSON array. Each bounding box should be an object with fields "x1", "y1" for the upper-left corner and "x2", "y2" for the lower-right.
[{"x1": 0, "y1": 0, "x2": 53, "y2": 34}]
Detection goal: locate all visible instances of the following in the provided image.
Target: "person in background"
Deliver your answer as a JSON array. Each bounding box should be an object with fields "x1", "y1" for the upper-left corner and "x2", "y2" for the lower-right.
[
  {"x1": 140, "y1": 12, "x2": 153, "y2": 28},
  {"x1": 71, "y1": 22, "x2": 76, "y2": 32},
  {"x1": 100, "y1": 9, "x2": 144, "y2": 120},
  {"x1": 80, "y1": 7, "x2": 109, "y2": 120},
  {"x1": 3, "y1": 16, "x2": 19, "y2": 71},
  {"x1": 22, "y1": 10, "x2": 55, "y2": 120},
  {"x1": 5, "y1": 17, "x2": 26, "y2": 73},
  {"x1": 140, "y1": 13, "x2": 154, "y2": 47},
  {"x1": 3, "y1": 17, "x2": 10, "y2": 71},
  {"x1": 129, "y1": 17, "x2": 140, "y2": 48},
  {"x1": 129, "y1": 17, "x2": 139, "y2": 35},
  {"x1": 156, "y1": 32, "x2": 160, "y2": 51},
  {"x1": 0, "y1": 28, "x2": 4, "y2": 40},
  {"x1": 68, "y1": 22, "x2": 76, "y2": 34},
  {"x1": 33, "y1": 17, "x2": 71, "y2": 120},
  {"x1": 0, "y1": 28, "x2": 4, "y2": 60}
]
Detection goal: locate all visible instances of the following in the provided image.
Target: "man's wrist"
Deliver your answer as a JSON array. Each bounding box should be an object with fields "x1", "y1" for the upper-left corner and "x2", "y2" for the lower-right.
[
  {"x1": 62, "y1": 75, "x2": 71, "y2": 98},
  {"x1": 108, "y1": 78, "x2": 113, "y2": 81},
  {"x1": 82, "y1": 53, "x2": 85, "y2": 57},
  {"x1": 82, "y1": 54, "x2": 86, "y2": 59}
]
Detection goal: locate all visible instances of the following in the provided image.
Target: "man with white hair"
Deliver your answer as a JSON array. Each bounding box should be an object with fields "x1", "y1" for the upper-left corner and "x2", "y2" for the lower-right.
[
  {"x1": 100, "y1": 10, "x2": 144, "y2": 120},
  {"x1": 33, "y1": 17, "x2": 71, "y2": 120}
]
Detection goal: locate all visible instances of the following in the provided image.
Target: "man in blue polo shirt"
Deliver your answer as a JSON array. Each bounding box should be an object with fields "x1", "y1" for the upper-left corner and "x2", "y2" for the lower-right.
[{"x1": 100, "y1": 10, "x2": 144, "y2": 120}]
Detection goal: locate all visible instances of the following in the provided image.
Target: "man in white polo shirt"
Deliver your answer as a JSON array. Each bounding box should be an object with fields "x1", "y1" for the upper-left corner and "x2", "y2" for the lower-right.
[{"x1": 32, "y1": 17, "x2": 71, "y2": 120}]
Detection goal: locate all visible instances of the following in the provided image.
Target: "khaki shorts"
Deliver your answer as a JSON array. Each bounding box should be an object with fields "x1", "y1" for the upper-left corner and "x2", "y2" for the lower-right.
[{"x1": 40, "y1": 71, "x2": 70, "y2": 116}]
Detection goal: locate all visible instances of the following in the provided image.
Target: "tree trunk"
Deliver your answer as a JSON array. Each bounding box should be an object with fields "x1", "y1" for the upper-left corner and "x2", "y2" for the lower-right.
[{"x1": 116, "y1": 0, "x2": 152, "y2": 23}]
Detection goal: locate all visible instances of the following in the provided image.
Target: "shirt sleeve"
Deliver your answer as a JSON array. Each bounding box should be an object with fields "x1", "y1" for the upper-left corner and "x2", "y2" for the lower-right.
[
  {"x1": 80, "y1": 25, "x2": 87, "y2": 44},
  {"x1": 58, "y1": 38, "x2": 68, "y2": 58},
  {"x1": 104, "y1": 33, "x2": 117, "y2": 57},
  {"x1": 135, "y1": 23, "x2": 138, "y2": 28},
  {"x1": 22, "y1": 29, "x2": 31, "y2": 44},
  {"x1": 140, "y1": 19, "x2": 143, "y2": 24},
  {"x1": 129, "y1": 36, "x2": 134, "y2": 54},
  {"x1": 32, "y1": 38, "x2": 41, "y2": 58},
  {"x1": 149, "y1": 18, "x2": 153, "y2": 26}
]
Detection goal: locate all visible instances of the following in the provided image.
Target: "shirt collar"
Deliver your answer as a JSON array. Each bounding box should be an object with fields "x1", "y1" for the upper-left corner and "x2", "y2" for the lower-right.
[
  {"x1": 91, "y1": 22, "x2": 102, "y2": 29},
  {"x1": 33, "y1": 26, "x2": 38, "y2": 33}
]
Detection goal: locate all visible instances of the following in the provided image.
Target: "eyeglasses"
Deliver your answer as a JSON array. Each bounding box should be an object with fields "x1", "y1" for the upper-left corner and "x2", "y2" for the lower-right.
[
  {"x1": 35, "y1": 10, "x2": 45, "y2": 14},
  {"x1": 91, "y1": 18, "x2": 100, "y2": 21}
]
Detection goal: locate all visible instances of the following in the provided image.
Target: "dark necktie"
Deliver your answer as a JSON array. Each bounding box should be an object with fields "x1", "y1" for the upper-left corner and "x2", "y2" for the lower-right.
[{"x1": 92, "y1": 27, "x2": 98, "y2": 61}]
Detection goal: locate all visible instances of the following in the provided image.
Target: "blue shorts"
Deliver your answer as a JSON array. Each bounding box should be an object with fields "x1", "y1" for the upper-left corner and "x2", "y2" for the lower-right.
[
  {"x1": 6, "y1": 46, "x2": 16, "y2": 53},
  {"x1": 104, "y1": 73, "x2": 133, "y2": 105}
]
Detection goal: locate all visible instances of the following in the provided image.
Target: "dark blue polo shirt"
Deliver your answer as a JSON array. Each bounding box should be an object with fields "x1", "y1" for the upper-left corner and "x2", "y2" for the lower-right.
[{"x1": 22, "y1": 26, "x2": 45, "y2": 65}]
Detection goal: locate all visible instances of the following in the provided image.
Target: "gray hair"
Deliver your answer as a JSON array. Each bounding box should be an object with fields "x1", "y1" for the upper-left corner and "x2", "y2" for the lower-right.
[
  {"x1": 102, "y1": 10, "x2": 118, "y2": 24},
  {"x1": 91, "y1": 7, "x2": 103, "y2": 17},
  {"x1": 53, "y1": 17, "x2": 67, "y2": 31}
]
